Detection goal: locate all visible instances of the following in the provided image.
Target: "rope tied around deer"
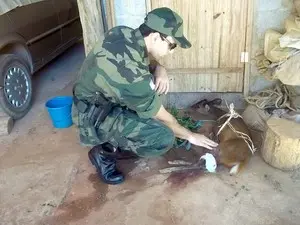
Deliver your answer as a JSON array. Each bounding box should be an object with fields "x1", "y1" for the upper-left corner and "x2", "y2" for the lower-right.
[{"x1": 216, "y1": 102, "x2": 257, "y2": 155}]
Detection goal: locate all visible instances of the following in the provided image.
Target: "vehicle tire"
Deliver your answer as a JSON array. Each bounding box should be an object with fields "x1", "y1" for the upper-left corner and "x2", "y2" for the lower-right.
[{"x1": 0, "y1": 54, "x2": 33, "y2": 119}]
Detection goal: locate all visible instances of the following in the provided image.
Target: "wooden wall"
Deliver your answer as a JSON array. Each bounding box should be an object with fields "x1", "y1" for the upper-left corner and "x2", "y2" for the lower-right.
[
  {"x1": 150, "y1": 0, "x2": 253, "y2": 94},
  {"x1": 105, "y1": 0, "x2": 254, "y2": 94}
]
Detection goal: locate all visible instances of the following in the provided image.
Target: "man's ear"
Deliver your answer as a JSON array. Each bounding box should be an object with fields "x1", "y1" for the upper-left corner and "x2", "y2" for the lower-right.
[{"x1": 151, "y1": 32, "x2": 161, "y2": 43}]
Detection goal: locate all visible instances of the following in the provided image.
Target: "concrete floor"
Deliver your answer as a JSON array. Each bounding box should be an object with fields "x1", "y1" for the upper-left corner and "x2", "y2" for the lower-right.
[
  {"x1": 0, "y1": 43, "x2": 86, "y2": 225},
  {"x1": 1, "y1": 43, "x2": 300, "y2": 225}
]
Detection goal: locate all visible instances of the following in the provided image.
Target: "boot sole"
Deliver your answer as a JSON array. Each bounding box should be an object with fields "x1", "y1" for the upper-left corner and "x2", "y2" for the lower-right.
[{"x1": 88, "y1": 151, "x2": 125, "y2": 185}]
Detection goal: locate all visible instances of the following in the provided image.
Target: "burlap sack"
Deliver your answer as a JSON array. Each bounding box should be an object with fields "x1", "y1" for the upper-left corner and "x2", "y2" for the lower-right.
[
  {"x1": 279, "y1": 15, "x2": 300, "y2": 49},
  {"x1": 279, "y1": 30, "x2": 300, "y2": 49},
  {"x1": 284, "y1": 15, "x2": 300, "y2": 32},
  {"x1": 241, "y1": 105, "x2": 271, "y2": 151},
  {"x1": 242, "y1": 105, "x2": 271, "y2": 132},
  {"x1": 264, "y1": 29, "x2": 293, "y2": 62},
  {"x1": 273, "y1": 54, "x2": 300, "y2": 86}
]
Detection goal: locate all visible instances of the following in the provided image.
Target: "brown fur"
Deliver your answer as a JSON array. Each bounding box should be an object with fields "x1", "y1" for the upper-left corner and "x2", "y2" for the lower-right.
[{"x1": 191, "y1": 99, "x2": 253, "y2": 174}]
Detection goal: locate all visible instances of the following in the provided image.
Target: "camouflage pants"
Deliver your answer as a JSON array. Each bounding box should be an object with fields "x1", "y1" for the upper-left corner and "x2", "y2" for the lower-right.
[{"x1": 73, "y1": 105, "x2": 175, "y2": 157}]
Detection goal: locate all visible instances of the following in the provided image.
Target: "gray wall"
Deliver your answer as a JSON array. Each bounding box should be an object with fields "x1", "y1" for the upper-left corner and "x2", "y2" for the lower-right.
[{"x1": 113, "y1": 0, "x2": 146, "y2": 29}]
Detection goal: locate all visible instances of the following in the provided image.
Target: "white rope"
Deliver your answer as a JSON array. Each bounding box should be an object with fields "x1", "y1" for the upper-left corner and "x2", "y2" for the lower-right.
[
  {"x1": 216, "y1": 102, "x2": 257, "y2": 154},
  {"x1": 217, "y1": 103, "x2": 242, "y2": 136}
]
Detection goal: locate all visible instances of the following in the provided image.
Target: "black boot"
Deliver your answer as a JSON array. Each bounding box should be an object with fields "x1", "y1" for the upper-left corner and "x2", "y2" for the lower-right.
[{"x1": 88, "y1": 143, "x2": 124, "y2": 185}]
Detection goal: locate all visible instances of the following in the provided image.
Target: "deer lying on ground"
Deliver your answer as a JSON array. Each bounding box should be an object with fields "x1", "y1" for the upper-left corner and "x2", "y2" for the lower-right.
[{"x1": 190, "y1": 98, "x2": 254, "y2": 174}]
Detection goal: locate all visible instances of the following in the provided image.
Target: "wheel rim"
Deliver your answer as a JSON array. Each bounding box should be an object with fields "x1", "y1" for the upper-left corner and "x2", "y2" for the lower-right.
[{"x1": 4, "y1": 66, "x2": 30, "y2": 108}]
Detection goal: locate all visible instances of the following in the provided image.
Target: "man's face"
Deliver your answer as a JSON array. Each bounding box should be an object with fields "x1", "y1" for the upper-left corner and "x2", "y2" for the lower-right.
[{"x1": 150, "y1": 33, "x2": 177, "y2": 59}]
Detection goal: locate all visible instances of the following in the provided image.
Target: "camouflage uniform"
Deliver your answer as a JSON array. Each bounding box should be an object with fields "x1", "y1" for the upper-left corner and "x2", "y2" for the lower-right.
[{"x1": 72, "y1": 7, "x2": 191, "y2": 157}]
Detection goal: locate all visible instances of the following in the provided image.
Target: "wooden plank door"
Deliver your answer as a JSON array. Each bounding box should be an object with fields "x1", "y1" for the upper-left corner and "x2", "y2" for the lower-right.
[{"x1": 149, "y1": 0, "x2": 252, "y2": 93}]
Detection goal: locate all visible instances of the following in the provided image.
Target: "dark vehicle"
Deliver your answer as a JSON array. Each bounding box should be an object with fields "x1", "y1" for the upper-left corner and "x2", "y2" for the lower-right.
[{"x1": 0, "y1": 0, "x2": 82, "y2": 119}]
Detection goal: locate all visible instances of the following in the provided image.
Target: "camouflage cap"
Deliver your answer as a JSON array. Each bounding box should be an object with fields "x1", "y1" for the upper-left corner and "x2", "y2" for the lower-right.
[{"x1": 143, "y1": 7, "x2": 191, "y2": 48}]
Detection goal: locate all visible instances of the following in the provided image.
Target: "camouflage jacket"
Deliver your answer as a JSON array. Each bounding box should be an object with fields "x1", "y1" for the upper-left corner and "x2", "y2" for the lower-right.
[{"x1": 73, "y1": 26, "x2": 162, "y2": 119}]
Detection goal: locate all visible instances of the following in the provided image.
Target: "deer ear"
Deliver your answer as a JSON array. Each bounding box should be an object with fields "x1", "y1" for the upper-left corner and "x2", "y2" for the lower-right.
[{"x1": 191, "y1": 99, "x2": 208, "y2": 109}]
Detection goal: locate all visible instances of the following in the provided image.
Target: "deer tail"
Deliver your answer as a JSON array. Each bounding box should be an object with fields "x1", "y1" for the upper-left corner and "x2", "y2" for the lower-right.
[{"x1": 229, "y1": 158, "x2": 250, "y2": 175}]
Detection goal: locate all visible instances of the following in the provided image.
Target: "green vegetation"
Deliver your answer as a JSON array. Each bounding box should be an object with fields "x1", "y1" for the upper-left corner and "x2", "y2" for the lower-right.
[
  {"x1": 169, "y1": 107, "x2": 200, "y2": 131},
  {"x1": 169, "y1": 107, "x2": 203, "y2": 149}
]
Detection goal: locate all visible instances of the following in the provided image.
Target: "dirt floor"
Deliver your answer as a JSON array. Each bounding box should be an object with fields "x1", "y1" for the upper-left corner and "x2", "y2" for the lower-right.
[{"x1": 1, "y1": 44, "x2": 300, "y2": 225}]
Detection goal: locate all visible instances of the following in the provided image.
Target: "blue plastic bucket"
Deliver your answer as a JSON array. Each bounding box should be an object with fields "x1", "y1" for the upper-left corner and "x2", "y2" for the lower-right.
[{"x1": 45, "y1": 96, "x2": 73, "y2": 128}]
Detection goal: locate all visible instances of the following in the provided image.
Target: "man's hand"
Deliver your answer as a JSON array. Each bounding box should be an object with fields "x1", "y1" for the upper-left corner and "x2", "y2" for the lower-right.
[
  {"x1": 153, "y1": 65, "x2": 169, "y2": 95},
  {"x1": 154, "y1": 105, "x2": 218, "y2": 150},
  {"x1": 188, "y1": 133, "x2": 218, "y2": 150}
]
